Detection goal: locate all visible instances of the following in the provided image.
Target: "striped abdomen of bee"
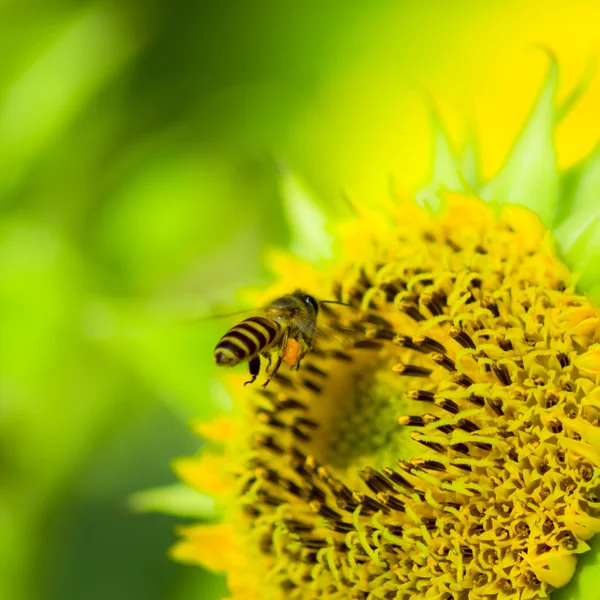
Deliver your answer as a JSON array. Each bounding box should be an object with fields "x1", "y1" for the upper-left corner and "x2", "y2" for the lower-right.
[{"x1": 214, "y1": 316, "x2": 281, "y2": 369}]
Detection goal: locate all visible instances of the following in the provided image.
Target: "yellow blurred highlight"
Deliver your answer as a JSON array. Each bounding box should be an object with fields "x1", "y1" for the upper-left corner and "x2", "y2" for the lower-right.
[{"x1": 291, "y1": 2, "x2": 600, "y2": 202}]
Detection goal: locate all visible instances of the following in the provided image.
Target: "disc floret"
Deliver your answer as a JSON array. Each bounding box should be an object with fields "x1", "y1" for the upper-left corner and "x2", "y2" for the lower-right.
[{"x1": 173, "y1": 196, "x2": 600, "y2": 600}]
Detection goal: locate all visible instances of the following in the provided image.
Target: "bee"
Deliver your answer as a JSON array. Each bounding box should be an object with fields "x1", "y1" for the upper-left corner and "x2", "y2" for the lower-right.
[{"x1": 213, "y1": 290, "x2": 342, "y2": 387}]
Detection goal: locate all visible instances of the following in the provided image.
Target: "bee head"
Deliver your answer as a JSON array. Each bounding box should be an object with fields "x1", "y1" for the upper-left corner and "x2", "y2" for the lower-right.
[
  {"x1": 269, "y1": 291, "x2": 318, "y2": 313},
  {"x1": 300, "y1": 293, "x2": 319, "y2": 316}
]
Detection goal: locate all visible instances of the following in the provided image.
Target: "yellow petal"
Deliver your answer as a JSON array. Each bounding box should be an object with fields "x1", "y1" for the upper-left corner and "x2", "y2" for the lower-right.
[
  {"x1": 561, "y1": 513, "x2": 600, "y2": 540},
  {"x1": 561, "y1": 305, "x2": 600, "y2": 332},
  {"x1": 574, "y1": 344, "x2": 600, "y2": 373},
  {"x1": 560, "y1": 437, "x2": 600, "y2": 469},
  {"x1": 169, "y1": 523, "x2": 239, "y2": 572},
  {"x1": 192, "y1": 416, "x2": 238, "y2": 444},
  {"x1": 500, "y1": 204, "x2": 546, "y2": 246},
  {"x1": 561, "y1": 417, "x2": 600, "y2": 455},
  {"x1": 172, "y1": 454, "x2": 231, "y2": 498},
  {"x1": 171, "y1": 523, "x2": 262, "y2": 599},
  {"x1": 259, "y1": 249, "x2": 326, "y2": 301},
  {"x1": 440, "y1": 191, "x2": 494, "y2": 232},
  {"x1": 528, "y1": 552, "x2": 577, "y2": 588}
]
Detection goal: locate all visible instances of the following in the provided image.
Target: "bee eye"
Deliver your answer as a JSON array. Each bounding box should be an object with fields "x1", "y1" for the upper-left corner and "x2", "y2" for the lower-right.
[{"x1": 303, "y1": 295, "x2": 319, "y2": 314}]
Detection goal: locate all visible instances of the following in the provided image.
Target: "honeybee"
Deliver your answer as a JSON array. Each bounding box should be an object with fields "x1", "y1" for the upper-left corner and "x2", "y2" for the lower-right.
[{"x1": 214, "y1": 290, "x2": 341, "y2": 387}]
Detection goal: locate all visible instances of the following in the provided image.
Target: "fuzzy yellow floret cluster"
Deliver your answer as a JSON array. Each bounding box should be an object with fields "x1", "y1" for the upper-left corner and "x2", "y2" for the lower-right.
[{"x1": 172, "y1": 194, "x2": 600, "y2": 600}]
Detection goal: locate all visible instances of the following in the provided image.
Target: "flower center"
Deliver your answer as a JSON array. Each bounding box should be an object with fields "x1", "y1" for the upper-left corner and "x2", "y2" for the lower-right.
[
  {"x1": 230, "y1": 203, "x2": 600, "y2": 599},
  {"x1": 325, "y1": 365, "x2": 413, "y2": 470}
]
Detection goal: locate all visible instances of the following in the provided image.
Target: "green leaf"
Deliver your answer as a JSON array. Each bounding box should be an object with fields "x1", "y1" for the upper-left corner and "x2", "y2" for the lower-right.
[
  {"x1": 460, "y1": 139, "x2": 479, "y2": 190},
  {"x1": 129, "y1": 484, "x2": 219, "y2": 519},
  {"x1": 481, "y1": 61, "x2": 558, "y2": 225},
  {"x1": 278, "y1": 164, "x2": 333, "y2": 262},
  {"x1": 562, "y1": 214, "x2": 600, "y2": 305},
  {"x1": 554, "y1": 146, "x2": 600, "y2": 255},
  {"x1": 416, "y1": 110, "x2": 465, "y2": 212},
  {"x1": 554, "y1": 145, "x2": 600, "y2": 308}
]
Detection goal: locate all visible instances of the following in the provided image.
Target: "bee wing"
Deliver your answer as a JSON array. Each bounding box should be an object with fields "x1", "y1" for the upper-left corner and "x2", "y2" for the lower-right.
[
  {"x1": 197, "y1": 307, "x2": 260, "y2": 322},
  {"x1": 293, "y1": 314, "x2": 317, "y2": 338},
  {"x1": 313, "y1": 321, "x2": 357, "y2": 349}
]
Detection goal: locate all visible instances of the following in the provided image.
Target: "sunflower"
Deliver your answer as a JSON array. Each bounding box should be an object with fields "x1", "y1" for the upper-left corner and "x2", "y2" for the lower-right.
[{"x1": 168, "y1": 62, "x2": 600, "y2": 599}]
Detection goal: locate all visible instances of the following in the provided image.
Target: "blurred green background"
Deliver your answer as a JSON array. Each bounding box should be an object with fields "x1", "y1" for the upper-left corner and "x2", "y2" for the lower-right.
[{"x1": 2, "y1": 2, "x2": 600, "y2": 600}]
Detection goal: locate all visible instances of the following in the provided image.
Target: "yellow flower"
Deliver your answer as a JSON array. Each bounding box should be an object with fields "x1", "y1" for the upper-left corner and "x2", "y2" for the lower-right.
[{"x1": 169, "y1": 64, "x2": 600, "y2": 599}]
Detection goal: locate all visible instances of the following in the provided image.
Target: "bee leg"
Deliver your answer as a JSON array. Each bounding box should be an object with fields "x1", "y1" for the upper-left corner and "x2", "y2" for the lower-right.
[
  {"x1": 244, "y1": 355, "x2": 261, "y2": 386},
  {"x1": 262, "y1": 354, "x2": 284, "y2": 388},
  {"x1": 293, "y1": 334, "x2": 309, "y2": 370},
  {"x1": 262, "y1": 330, "x2": 288, "y2": 387},
  {"x1": 262, "y1": 351, "x2": 272, "y2": 372}
]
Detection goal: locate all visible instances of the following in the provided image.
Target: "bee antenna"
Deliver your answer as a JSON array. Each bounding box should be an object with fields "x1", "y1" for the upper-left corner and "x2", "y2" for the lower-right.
[{"x1": 320, "y1": 300, "x2": 353, "y2": 307}]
